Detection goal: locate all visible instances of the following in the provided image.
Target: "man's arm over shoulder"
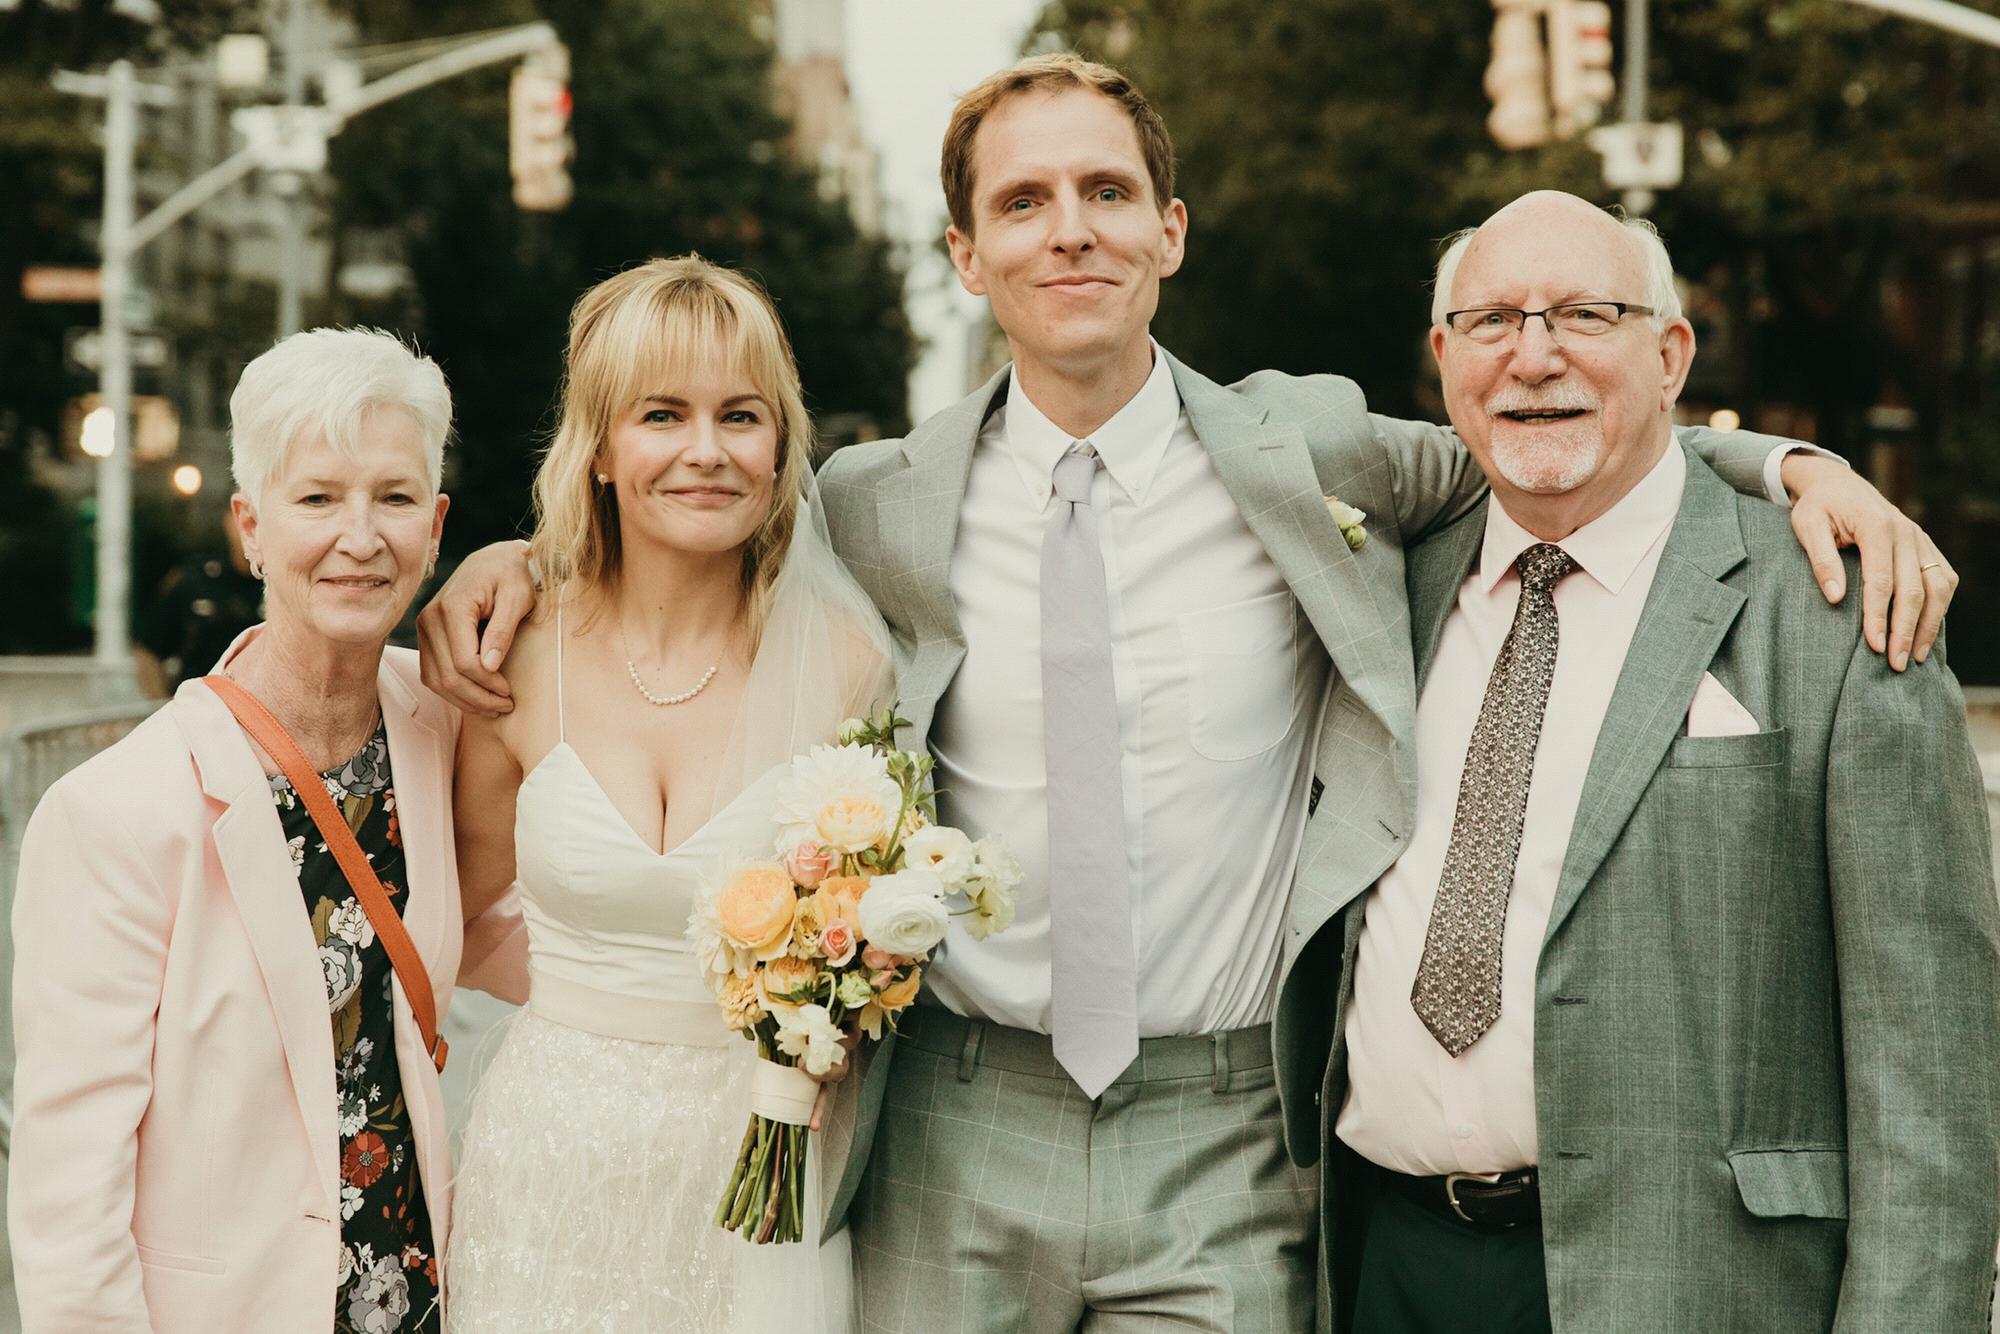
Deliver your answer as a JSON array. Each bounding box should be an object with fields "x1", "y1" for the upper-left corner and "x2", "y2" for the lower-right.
[{"x1": 1823, "y1": 618, "x2": 2000, "y2": 1325}]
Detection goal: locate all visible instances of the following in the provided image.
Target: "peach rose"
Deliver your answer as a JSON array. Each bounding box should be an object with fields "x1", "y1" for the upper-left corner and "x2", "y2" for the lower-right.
[
  {"x1": 785, "y1": 838, "x2": 838, "y2": 889},
  {"x1": 819, "y1": 919, "x2": 858, "y2": 968},
  {"x1": 814, "y1": 875, "x2": 869, "y2": 931},
  {"x1": 875, "y1": 966, "x2": 922, "y2": 1013},
  {"x1": 717, "y1": 865, "x2": 798, "y2": 961},
  {"x1": 860, "y1": 944, "x2": 902, "y2": 972},
  {"x1": 759, "y1": 954, "x2": 822, "y2": 1009}
]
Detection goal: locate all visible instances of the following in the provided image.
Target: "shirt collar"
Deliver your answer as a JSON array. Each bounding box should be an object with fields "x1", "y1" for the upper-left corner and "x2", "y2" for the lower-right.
[
  {"x1": 1478, "y1": 440, "x2": 1687, "y2": 596},
  {"x1": 1001, "y1": 340, "x2": 1182, "y2": 508}
]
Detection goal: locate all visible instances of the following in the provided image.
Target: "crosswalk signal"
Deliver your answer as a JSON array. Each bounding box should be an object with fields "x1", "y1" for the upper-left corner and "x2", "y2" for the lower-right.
[
  {"x1": 1486, "y1": 0, "x2": 1552, "y2": 150},
  {"x1": 509, "y1": 55, "x2": 573, "y2": 212},
  {"x1": 1548, "y1": 0, "x2": 1616, "y2": 137}
]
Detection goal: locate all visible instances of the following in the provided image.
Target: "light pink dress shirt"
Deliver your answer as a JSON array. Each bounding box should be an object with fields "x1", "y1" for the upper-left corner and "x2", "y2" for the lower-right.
[{"x1": 1337, "y1": 440, "x2": 1688, "y2": 1177}]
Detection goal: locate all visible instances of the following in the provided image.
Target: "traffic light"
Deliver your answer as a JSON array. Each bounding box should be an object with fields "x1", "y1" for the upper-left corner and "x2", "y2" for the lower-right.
[
  {"x1": 509, "y1": 57, "x2": 573, "y2": 212},
  {"x1": 1485, "y1": 0, "x2": 1552, "y2": 150},
  {"x1": 1548, "y1": 0, "x2": 1616, "y2": 137}
]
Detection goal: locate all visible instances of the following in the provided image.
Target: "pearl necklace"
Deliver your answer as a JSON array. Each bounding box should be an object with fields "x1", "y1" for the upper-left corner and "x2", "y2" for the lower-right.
[
  {"x1": 616, "y1": 620, "x2": 719, "y2": 708},
  {"x1": 625, "y1": 658, "x2": 718, "y2": 707}
]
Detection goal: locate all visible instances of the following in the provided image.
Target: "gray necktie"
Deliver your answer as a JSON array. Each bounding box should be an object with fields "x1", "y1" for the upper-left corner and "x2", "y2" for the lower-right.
[
  {"x1": 1042, "y1": 443, "x2": 1137, "y2": 1098},
  {"x1": 1411, "y1": 542, "x2": 1577, "y2": 1057}
]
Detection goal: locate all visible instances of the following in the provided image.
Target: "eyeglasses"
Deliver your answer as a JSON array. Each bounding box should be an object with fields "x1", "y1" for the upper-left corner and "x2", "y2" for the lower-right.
[{"x1": 1443, "y1": 301, "x2": 1656, "y2": 344}]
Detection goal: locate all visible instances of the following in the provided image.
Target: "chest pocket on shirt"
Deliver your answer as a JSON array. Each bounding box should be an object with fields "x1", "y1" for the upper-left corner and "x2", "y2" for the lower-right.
[{"x1": 1179, "y1": 591, "x2": 1298, "y2": 762}]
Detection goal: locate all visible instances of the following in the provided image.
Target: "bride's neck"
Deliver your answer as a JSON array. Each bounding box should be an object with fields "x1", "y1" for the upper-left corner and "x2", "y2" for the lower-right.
[{"x1": 602, "y1": 538, "x2": 746, "y2": 660}]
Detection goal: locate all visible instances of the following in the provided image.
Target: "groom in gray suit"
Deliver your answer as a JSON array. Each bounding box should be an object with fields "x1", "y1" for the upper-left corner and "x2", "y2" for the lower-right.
[
  {"x1": 415, "y1": 55, "x2": 1959, "y2": 1334},
  {"x1": 1320, "y1": 191, "x2": 2000, "y2": 1334}
]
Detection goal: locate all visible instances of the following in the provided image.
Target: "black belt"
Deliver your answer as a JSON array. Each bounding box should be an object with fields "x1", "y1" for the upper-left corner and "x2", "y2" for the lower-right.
[{"x1": 1370, "y1": 1160, "x2": 1541, "y2": 1232}]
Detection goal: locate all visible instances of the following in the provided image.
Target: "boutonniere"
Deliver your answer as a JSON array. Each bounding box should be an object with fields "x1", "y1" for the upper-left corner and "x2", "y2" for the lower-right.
[{"x1": 1325, "y1": 494, "x2": 1368, "y2": 551}]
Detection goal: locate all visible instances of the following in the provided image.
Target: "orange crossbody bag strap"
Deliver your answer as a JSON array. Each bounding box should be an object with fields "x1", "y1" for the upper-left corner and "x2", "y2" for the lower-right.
[{"x1": 204, "y1": 675, "x2": 447, "y2": 1072}]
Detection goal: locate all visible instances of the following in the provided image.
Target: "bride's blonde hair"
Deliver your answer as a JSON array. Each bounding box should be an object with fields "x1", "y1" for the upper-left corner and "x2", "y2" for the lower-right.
[{"x1": 529, "y1": 255, "x2": 814, "y2": 640}]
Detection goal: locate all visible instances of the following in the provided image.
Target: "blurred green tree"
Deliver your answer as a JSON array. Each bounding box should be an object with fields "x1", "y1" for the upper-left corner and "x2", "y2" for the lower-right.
[
  {"x1": 1035, "y1": 0, "x2": 2000, "y2": 677},
  {"x1": 325, "y1": 0, "x2": 916, "y2": 558}
]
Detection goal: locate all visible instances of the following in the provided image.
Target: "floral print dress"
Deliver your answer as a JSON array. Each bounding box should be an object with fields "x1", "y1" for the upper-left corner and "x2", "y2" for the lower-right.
[{"x1": 271, "y1": 724, "x2": 439, "y2": 1333}]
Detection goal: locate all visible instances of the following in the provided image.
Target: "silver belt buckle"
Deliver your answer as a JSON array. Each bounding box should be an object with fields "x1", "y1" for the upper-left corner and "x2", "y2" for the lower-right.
[{"x1": 1442, "y1": 1171, "x2": 1480, "y2": 1224}]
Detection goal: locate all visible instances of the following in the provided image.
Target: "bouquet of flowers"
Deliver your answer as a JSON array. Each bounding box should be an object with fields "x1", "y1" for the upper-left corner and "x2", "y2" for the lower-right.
[{"x1": 687, "y1": 706, "x2": 1021, "y2": 1244}]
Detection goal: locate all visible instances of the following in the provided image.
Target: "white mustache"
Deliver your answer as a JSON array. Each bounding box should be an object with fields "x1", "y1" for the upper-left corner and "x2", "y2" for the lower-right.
[{"x1": 1487, "y1": 386, "x2": 1600, "y2": 416}]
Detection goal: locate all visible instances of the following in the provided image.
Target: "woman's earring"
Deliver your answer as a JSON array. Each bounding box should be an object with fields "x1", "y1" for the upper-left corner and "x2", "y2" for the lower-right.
[
  {"x1": 595, "y1": 472, "x2": 610, "y2": 484},
  {"x1": 424, "y1": 550, "x2": 438, "y2": 580},
  {"x1": 248, "y1": 559, "x2": 264, "y2": 580}
]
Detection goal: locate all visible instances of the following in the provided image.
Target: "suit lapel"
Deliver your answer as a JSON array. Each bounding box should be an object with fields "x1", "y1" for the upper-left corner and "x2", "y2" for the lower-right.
[
  {"x1": 177, "y1": 680, "x2": 341, "y2": 1213},
  {"x1": 1542, "y1": 449, "x2": 1749, "y2": 947},
  {"x1": 1168, "y1": 353, "x2": 1400, "y2": 724},
  {"x1": 1408, "y1": 502, "x2": 1488, "y2": 696},
  {"x1": 879, "y1": 368, "x2": 1005, "y2": 748}
]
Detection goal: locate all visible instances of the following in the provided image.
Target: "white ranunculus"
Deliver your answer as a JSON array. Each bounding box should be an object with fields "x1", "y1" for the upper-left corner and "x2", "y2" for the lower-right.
[
  {"x1": 772, "y1": 743, "x2": 903, "y2": 854},
  {"x1": 773, "y1": 1002, "x2": 847, "y2": 1076},
  {"x1": 902, "y1": 824, "x2": 976, "y2": 889},
  {"x1": 859, "y1": 867, "x2": 951, "y2": 956}
]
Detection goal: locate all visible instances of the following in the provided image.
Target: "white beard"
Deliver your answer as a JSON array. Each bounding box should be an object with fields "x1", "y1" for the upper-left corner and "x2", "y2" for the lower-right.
[{"x1": 1489, "y1": 423, "x2": 1603, "y2": 494}]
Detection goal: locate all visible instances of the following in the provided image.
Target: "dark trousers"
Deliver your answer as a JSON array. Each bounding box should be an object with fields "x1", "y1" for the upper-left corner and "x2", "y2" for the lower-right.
[{"x1": 1340, "y1": 1151, "x2": 1554, "y2": 1334}]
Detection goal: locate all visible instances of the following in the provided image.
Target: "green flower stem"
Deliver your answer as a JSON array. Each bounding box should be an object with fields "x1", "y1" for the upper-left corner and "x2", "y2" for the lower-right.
[{"x1": 713, "y1": 1119, "x2": 759, "y2": 1229}]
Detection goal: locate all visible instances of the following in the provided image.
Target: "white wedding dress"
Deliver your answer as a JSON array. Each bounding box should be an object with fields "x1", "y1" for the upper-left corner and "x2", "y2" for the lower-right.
[{"x1": 444, "y1": 622, "x2": 851, "y2": 1332}]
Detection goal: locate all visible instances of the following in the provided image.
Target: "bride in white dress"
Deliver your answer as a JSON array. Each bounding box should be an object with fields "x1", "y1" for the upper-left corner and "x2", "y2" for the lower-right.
[{"x1": 444, "y1": 257, "x2": 891, "y2": 1332}]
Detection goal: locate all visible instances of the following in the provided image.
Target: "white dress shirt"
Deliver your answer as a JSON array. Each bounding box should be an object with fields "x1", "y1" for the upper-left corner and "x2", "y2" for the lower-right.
[
  {"x1": 926, "y1": 345, "x2": 1332, "y2": 1036},
  {"x1": 1337, "y1": 441, "x2": 1688, "y2": 1176}
]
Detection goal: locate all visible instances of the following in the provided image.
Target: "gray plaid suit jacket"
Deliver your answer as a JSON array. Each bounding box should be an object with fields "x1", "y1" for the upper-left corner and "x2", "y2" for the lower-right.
[
  {"x1": 814, "y1": 351, "x2": 1793, "y2": 1239},
  {"x1": 1319, "y1": 445, "x2": 2000, "y2": 1332}
]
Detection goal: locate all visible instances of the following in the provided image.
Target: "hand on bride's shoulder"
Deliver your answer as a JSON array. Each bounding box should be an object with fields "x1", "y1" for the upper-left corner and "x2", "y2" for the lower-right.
[{"x1": 417, "y1": 538, "x2": 538, "y2": 715}]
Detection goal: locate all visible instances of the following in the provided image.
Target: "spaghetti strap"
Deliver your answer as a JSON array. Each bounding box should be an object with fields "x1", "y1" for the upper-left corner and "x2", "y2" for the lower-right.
[{"x1": 554, "y1": 600, "x2": 566, "y2": 743}]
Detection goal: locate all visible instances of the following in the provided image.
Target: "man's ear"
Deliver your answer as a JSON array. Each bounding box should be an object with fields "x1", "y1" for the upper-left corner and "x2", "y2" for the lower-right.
[
  {"x1": 1658, "y1": 317, "x2": 1696, "y2": 411},
  {"x1": 1429, "y1": 324, "x2": 1449, "y2": 373},
  {"x1": 1158, "y1": 198, "x2": 1189, "y2": 279},
  {"x1": 945, "y1": 225, "x2": 986, "y2": 297}
]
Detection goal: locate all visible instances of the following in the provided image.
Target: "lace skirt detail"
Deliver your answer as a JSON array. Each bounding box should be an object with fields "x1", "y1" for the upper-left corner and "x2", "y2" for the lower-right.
[{"x1": 443, "y1": 1011, "x2": 848, "y2": 1333}]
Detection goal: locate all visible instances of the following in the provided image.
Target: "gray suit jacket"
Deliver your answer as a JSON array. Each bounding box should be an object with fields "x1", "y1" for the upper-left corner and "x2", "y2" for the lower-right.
[
  {"x1": 816, "y1": 352, "x2": 1791, "y2": 1234},
  {"x1": 1320, "y1": 445, "x2": 2000, "y2": 1332}
]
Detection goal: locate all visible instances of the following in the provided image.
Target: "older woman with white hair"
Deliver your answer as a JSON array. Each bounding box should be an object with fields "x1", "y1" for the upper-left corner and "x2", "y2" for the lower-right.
[{"x1": 9, "y1": 327, "x2": 525, "y2": 1333}]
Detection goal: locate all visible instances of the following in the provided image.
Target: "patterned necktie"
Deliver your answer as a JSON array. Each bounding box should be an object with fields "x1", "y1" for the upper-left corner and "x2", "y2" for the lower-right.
[
  {"x1": 1042, "y1": 443, "x2": 1138, "y2": 1098},
  {"x1": 1410, "y1": 541, "x2": 1577, "y2": 1057}
]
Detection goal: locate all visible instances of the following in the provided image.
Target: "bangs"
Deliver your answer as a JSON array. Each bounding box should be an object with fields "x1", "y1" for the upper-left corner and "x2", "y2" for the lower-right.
[{"x1": 586, "y1": 276, "x2": 797, "y2": 426}]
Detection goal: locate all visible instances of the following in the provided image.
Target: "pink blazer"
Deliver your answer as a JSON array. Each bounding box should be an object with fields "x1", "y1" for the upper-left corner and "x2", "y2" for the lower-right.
[{"x1": 7, "y1": 640, "x2": 526, "y2": 1332}]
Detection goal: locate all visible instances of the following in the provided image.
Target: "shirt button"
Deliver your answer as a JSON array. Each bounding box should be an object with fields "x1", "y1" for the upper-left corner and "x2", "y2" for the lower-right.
[{"x1": 1455, "y1": 1124, "x2": 1474, "y2": 1140}]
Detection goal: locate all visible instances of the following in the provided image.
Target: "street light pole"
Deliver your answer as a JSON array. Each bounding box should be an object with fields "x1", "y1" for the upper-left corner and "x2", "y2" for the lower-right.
[
  {"x1": 274, "y1": 0, "x2": 309, "y2": 338},
  {"x1": 96, "y1": 60, "x2": 137, "y2": 667},
  {"x1": 1619, "y1": 0, "x2": 1651, "y2": 215}
]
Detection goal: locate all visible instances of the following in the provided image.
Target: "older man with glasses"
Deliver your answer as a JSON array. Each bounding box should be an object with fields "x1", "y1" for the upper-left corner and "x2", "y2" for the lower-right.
[{"x1": 1317, "y1": 190, "x2": 2000, "y2": 1334}]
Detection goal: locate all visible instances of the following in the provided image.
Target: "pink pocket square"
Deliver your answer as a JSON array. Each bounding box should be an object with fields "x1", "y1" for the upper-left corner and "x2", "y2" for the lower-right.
[{"x1": 1686, "y1": 672, "x2": 1761, "y2": 738}]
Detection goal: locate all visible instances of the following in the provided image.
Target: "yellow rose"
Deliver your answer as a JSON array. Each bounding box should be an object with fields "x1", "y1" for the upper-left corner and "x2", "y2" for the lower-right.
[
  {"x1": 759, "y1": 954, "x2": 822, "y2": 1009},
  {"x1": 718, "y1": 973, "x2": 765, "y2": 1030},
  {"x1": 717, "y1": 865, "x2": 797, "y2": 960},
  {"x1": 814, "y1": 874, "x2": 870, "y2": 931},
  {"x1": 874, "y1": 965, "x2": 922, "y2": 1013}
]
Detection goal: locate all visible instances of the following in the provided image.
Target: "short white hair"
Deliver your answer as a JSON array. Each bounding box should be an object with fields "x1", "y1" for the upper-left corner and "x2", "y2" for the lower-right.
[
  {"x1": 1429, "y1": 211, "x2": 1684, "y2": 327},
  {"x1": 229, "y1": 327, "x2": 452, "y2": 505}
]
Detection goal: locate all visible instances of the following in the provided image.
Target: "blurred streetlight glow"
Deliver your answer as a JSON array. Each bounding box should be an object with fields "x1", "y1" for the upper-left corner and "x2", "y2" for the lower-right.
[
  {"x1": 80, "y1": 405, "x2": 116, "y2": 458},
  {"x1": 1709, "y1": 408, "x2": 1742, "y2": 432},
  {"x1": 172, "y1": 464, "x2": 203, "y2": 496},
  {"x1": 216, "y1": 34, "x2": 270, "y2": 89}
]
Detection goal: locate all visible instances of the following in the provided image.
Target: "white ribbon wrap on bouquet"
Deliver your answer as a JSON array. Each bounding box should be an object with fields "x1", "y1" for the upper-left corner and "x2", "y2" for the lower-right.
[{"x1": 750, "y1": 1056, "x2": 820, "y2": 1126}]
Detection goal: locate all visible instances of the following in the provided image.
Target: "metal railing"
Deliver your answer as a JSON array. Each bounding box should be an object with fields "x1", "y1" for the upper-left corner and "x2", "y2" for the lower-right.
[{"x1": 0, "y1": 701, "x2": 161, "y2": 1152}]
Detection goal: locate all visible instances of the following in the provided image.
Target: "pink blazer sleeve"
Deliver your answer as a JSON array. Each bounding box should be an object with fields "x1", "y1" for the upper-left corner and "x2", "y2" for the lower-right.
[{"x1": 8, "y1": 782, "x2": 172, "y2": 1331}]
